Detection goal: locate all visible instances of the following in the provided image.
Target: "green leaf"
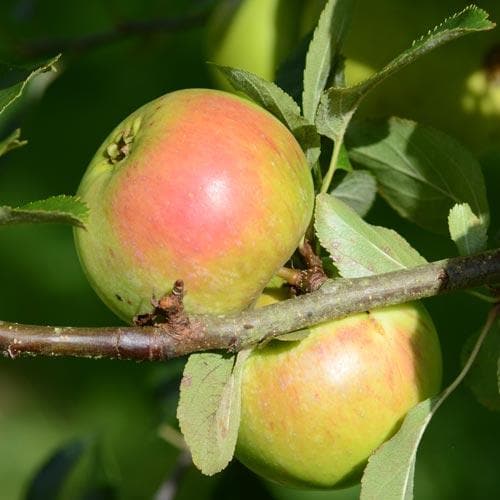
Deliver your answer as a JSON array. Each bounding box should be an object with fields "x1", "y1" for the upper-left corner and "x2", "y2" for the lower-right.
[
  {"x1": 0, "y1": 129, "x2": 26, "y2": 158},
  {"x1": 462, "y1": 321, "x2": 500, "y2": 412},
  {"x1": 0, "y1": 195, "x2": 89, "y2": 228},
  {"x1": 302, "y1": 0, "x2": 355, "y2": 122},
  {"x1": 448, "y1": 203, "x2": 488, "y2": 255},
  {"x1": 215, "y1": 65, "x2": 320, "y2": 165},
  {"x1": 275, "y1": 330, "x2": 311, "y2": 342},
  {"x1": 275, "y1": 32, "x2": 313, "y2": 105},
  {"x1": 336, "y1": 143, "x2": 353, "y2": 172},
  {"x1": 26, "y1": 439, "x2": 87, "y2": 500},
  {"x1": 361, "y1": 399, "x2": 429, "y2": 500},
  {"x1": 315, "y1": 194, "x2": 425, "y2": 278},
  {"x1": 347, "y1": 117, "x2": 490, "y2": 234},
  {"x1": 177, "y1": 349, "x2": 251, "y2": 475},
  {"x1": 331, "y1": 170, "x2": 376, "y2": 217},
  {"x1": 360, "y1": 308, "x2": 498, "y2": 500},
  {"x1": 0, "y1": 55, "x2": 60, "y2": 116},
  {"x1": 316, "y1": 5, "x2": 494, "y2": 142}
]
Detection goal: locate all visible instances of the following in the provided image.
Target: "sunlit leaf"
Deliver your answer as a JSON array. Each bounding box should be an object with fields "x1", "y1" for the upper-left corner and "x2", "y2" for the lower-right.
[
  {"x1": 315, "y1": 194, "x2": 425, "y2": 278},
  {"x1": 448, "y1": 202, "x2": 488, "y2": 255},
  {"x1": 0, "y1": 195, "x2": 89, "y2": 228},
  {"x1": 302, "y1": 0, "x2": 355, "y2": 122},
  {"x1": 0, "y1": 55, "x2": 60, "y2": 115},
  {"x1": 316, "y1": 6, "x2": 494, "y2": 141},
  {"x1": 177, "y1": 349, "x2": 251, "y2": 475}
]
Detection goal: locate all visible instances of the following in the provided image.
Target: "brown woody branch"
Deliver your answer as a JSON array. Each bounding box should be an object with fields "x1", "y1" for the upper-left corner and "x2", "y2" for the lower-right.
[{"x1": 1, "y1": 248, "x2": 499, "y2": 362}]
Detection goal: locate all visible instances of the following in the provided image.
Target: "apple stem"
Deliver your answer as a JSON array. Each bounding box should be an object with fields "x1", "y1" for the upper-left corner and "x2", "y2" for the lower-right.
[
  {"x1": 278, "y1": 240, "x2": 327, "y2": 294},
  {"x1": 298, "y1": 239, "x2": 324, "y2": 271},
  {"x1": 320, "y1": 135, "x2": 343, "y2": 194},
  {"x1": 277, "y1": 267, "x2": 302, "y2": 287}
]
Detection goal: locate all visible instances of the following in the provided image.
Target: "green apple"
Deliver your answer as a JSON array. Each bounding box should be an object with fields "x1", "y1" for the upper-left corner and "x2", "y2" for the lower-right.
[
  {"x1": 74, "y1": 89, "x2": 314, "y2": 323},
  {"x1": 236, "y1": 292, "x2": 442, "y2": 489},
  {"x1": 207, "y1": 0, "x2": 373, "y2": 89},
  {"x1": 207, "y1": 0, "x2": 303, "y2": 89}
]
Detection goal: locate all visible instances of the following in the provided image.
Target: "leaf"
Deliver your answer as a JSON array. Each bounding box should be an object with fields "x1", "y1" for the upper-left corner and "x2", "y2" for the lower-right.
[
  {"x1": 302, "y1": 0, "x2": 356, "y2": 122},
  {"x1": 275, "y1": 32, "x2": 314, "y2": 105},
  {"x1": 336, "y1": 143, "x2": 353, "y2": 172},
  {"x1": 316, "y1": 5, "x2": 494, "y2": 142},
  {"x1": 25, "y1": 439, "x2": 87, "y2": 500},
  {"x1": 347, "y1": 117, "x2": 490, "y2": 234},
  {"x1": 177, "y1": 349, "x2": 251, "y2": 475},
  {"x1": 331, "y1": 170, "x2": 376, "y2": 217},
  {"x1": 361, "y1": 399, "x2": 429, "y2": 500},
  {"x1": 0, "y1": 55, "x2": 60, "y2": 116},
  {"x1": 360, "y1": 307, "x2": 499, "y2": 500},
  {"x1": 215, "y1": 65, "x2": 320, "y2": 165},
  {"x1": 315, "y1": 193, "x2": 425, "y2": 278},
  {"x1": 275, "y1": 329, "x2": 311, "y2": 342},
  {"x1": 0, "y1": 195, "x2": 89, "y2": 228},
  {"x1": 462, "y1": 321, "x2": 500, "y2": 412},
  {"x1": 0, "y1": 129, "x2": 26, "y2": 158},
  {"x1": 448, "y1": 203, "x2": 488, "y2": 256}
]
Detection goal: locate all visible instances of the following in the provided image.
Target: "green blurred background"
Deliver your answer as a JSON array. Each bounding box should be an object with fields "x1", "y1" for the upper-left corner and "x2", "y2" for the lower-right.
[{"x1": 0, "y1": 0, "x2": 499, "y2": 498}]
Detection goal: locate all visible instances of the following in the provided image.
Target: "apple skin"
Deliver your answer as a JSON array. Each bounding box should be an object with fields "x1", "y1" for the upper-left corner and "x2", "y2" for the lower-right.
[
  {"x1": 207, "y1": 0, "x2": 371, "y2": 90},
  {"x1": 236, "y1": 293, "x2": 442, "y2": 489},
  {"x1": 207, "y1": 0, "x2": 303, "y2": 89},
  {"x1": 74, "y1": 89, "x2": 313, "y2": 323}
]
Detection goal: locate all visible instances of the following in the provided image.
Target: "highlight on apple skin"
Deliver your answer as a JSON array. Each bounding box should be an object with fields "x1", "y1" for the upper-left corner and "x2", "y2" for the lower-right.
[
  {"x1": 236, "y1": 292, "x2": 442, "y2": 489},
  {"x1": 74, "y1": 89, "x2": 314, "y2": 323}
]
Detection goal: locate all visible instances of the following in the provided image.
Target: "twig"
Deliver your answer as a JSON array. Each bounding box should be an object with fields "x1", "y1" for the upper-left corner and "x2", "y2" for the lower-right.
[
  {"x1": 15, "y1": 9, "x2": 211, "y2": 58},
  {"x1": 277, "y1": 239, "x2": 327, "y2": 294},
  {"x1": 0, "y1": 248, "x2": 499, "y2": 361}
]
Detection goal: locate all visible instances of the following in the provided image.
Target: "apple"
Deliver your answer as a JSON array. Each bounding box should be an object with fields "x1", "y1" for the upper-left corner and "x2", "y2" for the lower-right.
[
  {"x1": 236, "y1": 290, "x2": 442, "y2": 489},
  {"x1": 74, "y1": 89, "x2": 314, "y2": 323},
  {"x1": 206, "y1": 0, "x2": 304, "y2": 89},
  {"x1": 207, "y1": 0, "x2": 372, "y2": 90}
]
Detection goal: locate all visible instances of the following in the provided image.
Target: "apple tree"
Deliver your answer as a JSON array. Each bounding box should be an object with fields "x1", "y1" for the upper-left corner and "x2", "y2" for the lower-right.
[{"x1": 0, "y1": 1, "x2": 500, "y2": 499}]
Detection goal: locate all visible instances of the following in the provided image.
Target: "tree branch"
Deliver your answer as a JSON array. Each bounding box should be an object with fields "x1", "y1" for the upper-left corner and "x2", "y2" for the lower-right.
[
  {"x1": 15, "y1": 8, "x2": 211, "y2": 58},
  {"x1": 1, "y1": 249, "x2": 499, "y2": 362}
]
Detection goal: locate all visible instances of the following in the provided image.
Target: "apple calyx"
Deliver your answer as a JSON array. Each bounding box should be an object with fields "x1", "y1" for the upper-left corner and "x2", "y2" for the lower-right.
[{"x1": 105, "y1": 116, "x2": 142, "y2": 164}]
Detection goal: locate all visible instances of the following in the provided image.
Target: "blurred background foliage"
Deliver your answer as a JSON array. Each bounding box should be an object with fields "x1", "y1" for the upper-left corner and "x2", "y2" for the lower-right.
[{"x1": 0, "y1": 0, "x2": 499, "y2": 498}]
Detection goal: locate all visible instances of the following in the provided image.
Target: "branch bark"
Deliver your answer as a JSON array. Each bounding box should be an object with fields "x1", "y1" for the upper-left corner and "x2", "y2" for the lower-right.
[{"x1": 1, "y1": 249, "x2": 499, "y2": 362}]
